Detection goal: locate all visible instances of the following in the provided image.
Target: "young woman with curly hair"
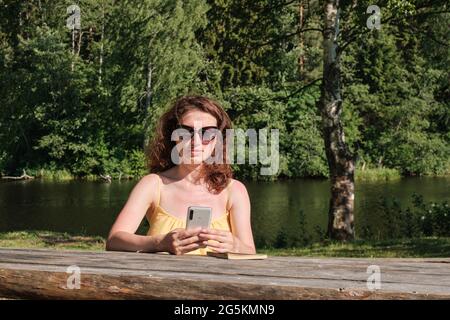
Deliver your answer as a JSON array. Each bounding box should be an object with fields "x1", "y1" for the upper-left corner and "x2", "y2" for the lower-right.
[{"x1": 106, "y1": 95, "x2": 256, "y2": 255}]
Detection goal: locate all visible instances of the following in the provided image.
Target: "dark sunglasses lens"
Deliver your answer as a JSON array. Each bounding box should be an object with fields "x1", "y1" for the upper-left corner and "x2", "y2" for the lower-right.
[
  {"x1": 202, "y1": 128, "x2": 218, "y2": 142},
  {"x1": 177, "y1": 125, "x2": 219, "y2": 143},
  {"x1": 176, "y1": 126, "x2": 193, "y2": 140}
]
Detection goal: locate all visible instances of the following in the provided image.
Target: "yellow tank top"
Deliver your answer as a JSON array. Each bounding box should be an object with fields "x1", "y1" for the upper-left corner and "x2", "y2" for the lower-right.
[{"x1": 146, "y1": 175, "x2": 233, "y2": 255}]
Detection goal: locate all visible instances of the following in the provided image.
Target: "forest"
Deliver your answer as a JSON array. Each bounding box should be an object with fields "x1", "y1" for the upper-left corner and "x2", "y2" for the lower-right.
[{"x1": 0, "y1": 0, "x2": 448, "y2": 181}]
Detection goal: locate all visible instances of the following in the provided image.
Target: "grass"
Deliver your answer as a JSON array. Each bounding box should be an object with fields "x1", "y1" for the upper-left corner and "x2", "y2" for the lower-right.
[
  {"x1": 30, "y1": 168, "x2": 74, "y2": 181},
  {"x1": 259, "y1": 237, "x2": 450, "y2": 258},
  {"x1": 10, "y1": 168, "x2": 135, "y2": 181},
  {"x1": 0, "y1": 230, "x2": 105, "y2": 251},
  {"x1": 1, "y1": 230, "x2": 449, "y2": 258},
  {"x1": 8, "y1": 165, "x2": 450, "y2": 182},
  {"x1": 354, "y1": 165, "x2": 450, "y2": 181},
  {"x1": 355, "y1": 167, "x2": 401, "y2": 181}
]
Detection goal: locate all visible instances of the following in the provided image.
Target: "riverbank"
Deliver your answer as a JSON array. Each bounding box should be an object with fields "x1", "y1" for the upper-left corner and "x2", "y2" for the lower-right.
[
  {"x1": 1, "y1": 230, "x2": 449, "y2": 258},
  {"x1": 0, "y1": 231, "x2": 105, "y2": 251},
  {"x1": 259, "y1": 237, "x2": 450, "y2": 258},
  {"x1": 2, "y1": 166, "x2": 449, "y2": 182}
]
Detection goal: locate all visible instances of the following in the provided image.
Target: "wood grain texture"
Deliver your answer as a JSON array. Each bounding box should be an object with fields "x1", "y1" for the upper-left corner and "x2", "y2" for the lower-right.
[{"x1": 0, "y1": 248, "x2": 449, "y2": 299}]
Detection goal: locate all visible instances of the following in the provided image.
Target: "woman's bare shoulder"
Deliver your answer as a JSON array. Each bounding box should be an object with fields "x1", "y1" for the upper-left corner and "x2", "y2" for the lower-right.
[
  {"x1": 131, "y1": 174, "x2": 160, "y2": 198},
  {"x1": 124, "y1": 173, "x2": 160, "y2": 209},
  {"x1": 227, "y1": 178, "x2": 250, "y2": 215},
  {"x1": 154, "y1": 168, "x2": 177, "y2": 182},
  {"x1": 140, "y1": 173, "x2": 161, "y2": 185},
  {"x1": 229, "y1": 178, "x2": 246, "y2": 190},
  {"x1": 229, "y1": 178, "x2": 249, "y2": 199}
]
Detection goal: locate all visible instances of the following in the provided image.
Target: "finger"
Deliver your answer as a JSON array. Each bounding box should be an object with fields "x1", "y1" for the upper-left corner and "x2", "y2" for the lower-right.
[
  {"x1": 179, "y1": 227, "x2": 202, "y2": 239},
  {"x1": 181, "y1": 242, "x2": 206, "y2": 253},
  {"x1": 170, "y1": 231, "x2": 180, "y2": 240},
  {"x1": 198, "y1": 233, "x2": 227, "y2": 242},
  {"x1": 201, "y1": 228, "x2": 228, "y2": 236},
  {"x1": 208, "y1": 246, "x2": 228, "y2": 253},
  {"x1": 178, "y1": 235, "x2": 201, "y2": 246},
  {"x1": 205, "y1": 241, "x2": 224, "y2": 249},
  {"x1": 183, "y1": 227, "x2": 202, "y2": 235}
]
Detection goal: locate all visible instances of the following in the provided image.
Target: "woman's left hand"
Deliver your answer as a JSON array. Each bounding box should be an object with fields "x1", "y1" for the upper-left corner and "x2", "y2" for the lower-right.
[{"x1": 198, "y1": 228, "x2": 238, "y2": 253}]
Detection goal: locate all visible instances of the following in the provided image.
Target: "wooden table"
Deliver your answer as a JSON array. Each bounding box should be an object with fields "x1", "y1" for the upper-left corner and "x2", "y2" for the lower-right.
[{"x1": 0, "y1": 248, "x2": 449, "y2": 299}]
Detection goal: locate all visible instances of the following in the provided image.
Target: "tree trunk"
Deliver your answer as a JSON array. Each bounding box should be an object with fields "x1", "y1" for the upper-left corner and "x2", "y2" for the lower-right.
[
  {"x1": 142, "y1": 62, "x2": 155, "y2": 142},
  {"x1": 99, "y1": 4, "x2": 105, "y2": 85},
  {"x1": 71, "y1": 26, "x2": 75, "y2": 71},
  {"x1": 145, "y1": 63, "x2": 154, "y2": 113},
  {"x1": 2, "y1": 170, "x2": 34, "y2": 181},
  {"x1": 319, "y1": 0, "x2": 355, "y2": 240},
  {"x1": 298, "y1": 1, "x2": 305, "y2": 78}
]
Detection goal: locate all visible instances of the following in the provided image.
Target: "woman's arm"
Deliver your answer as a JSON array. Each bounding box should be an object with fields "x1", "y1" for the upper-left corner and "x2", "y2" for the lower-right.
[
  {"x1": 199, "y1": 180, "x2": 256, "y2": 254},
  {"x1": 106, "y1": 174, "x2": 163, "y2": 253},
  {"x1": 106, "y1": 174, "x2": 207, "y2": 254},
  {"x1": 228, "y1": 180, "x2": 256, "y2": 253}
]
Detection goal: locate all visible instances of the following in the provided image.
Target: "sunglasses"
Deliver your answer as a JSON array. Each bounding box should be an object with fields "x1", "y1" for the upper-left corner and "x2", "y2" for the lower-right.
[{"x1": 176, "y1": 124, "x2": 219, "y2": 144}]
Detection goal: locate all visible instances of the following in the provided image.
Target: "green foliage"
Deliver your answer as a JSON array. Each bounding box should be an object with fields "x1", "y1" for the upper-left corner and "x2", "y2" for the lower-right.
[
  {"x1": 0, "y1": 0, "x2": 448, "y2": 180},
  {"x1": 0, "y1": 0, "x2": 208, "y2": 178},
  {"x1": 341, "y1": 20, "x2": 450, "y2": 176},
  {"x1": 222, "y1": 84, "x2": 327, "y2": 180},
  {"x1": 370, "y1": 194, "x2": 450, "y2": 239}
]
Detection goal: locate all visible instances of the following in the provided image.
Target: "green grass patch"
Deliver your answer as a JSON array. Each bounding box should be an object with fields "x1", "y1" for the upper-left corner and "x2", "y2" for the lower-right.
[
  {"x1": 355, "y1": 167, "x2": 401, "y2": 181},
  {"x1": 0, "y1": 230, "x2": 105, "y2": 251},
  {"x1": 27, "y1": 168, "x2": 74, "y2": 181},
  {"x1": 1, "y1": 231, "x2": 450, "y2": 258},
  {"x1": 259, "y1": 237, "x2": 450, "y2": 258}
]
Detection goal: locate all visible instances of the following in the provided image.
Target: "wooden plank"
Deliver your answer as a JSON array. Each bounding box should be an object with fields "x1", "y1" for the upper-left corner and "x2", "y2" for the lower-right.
[
  {"x1": 1, "y1": 248, "x2": 449, "y2": 287},
  {"x1": 0, "y1": 248, "x2": 449, "y2": 299},
  {"x1": 1, "y1": 249, "x2": 449, "y2": 288}
]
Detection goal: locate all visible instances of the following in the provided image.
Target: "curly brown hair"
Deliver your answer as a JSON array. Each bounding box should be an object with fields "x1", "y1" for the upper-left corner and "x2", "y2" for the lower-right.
[{"x1": 146, "y1": 95, "x2": 233, "y2": 194}]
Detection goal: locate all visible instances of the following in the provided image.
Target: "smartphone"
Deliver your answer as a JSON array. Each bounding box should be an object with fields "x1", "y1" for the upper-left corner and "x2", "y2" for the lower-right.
[{"x1": 185, "y1": 206, "x2": 212, "y2": 230}]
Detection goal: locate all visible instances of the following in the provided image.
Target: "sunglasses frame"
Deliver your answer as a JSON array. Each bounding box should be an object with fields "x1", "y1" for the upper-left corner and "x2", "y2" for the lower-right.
[{"x1": 176, "y1": 124, "x2": 220, "y2": 144}]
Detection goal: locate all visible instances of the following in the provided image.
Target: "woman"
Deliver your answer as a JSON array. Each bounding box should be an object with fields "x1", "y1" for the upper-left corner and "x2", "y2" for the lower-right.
[{"x1": 106, "y1": 95, "x2": 256, "y2": 255}]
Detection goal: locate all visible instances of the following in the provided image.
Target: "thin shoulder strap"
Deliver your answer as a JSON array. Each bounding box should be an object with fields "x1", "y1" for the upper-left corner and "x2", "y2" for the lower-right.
[
  {"x1": 226, "y1": 179, "x2": 234, "y2": 211},
  {"x1": 155, "y1": 174, "x2": 161, "y2": 208}
]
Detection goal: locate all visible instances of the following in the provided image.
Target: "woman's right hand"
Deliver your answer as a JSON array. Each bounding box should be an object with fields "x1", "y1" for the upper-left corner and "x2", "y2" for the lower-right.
[{"x1": 158, "y1": 227, "x2": 207, "y2": 255}]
